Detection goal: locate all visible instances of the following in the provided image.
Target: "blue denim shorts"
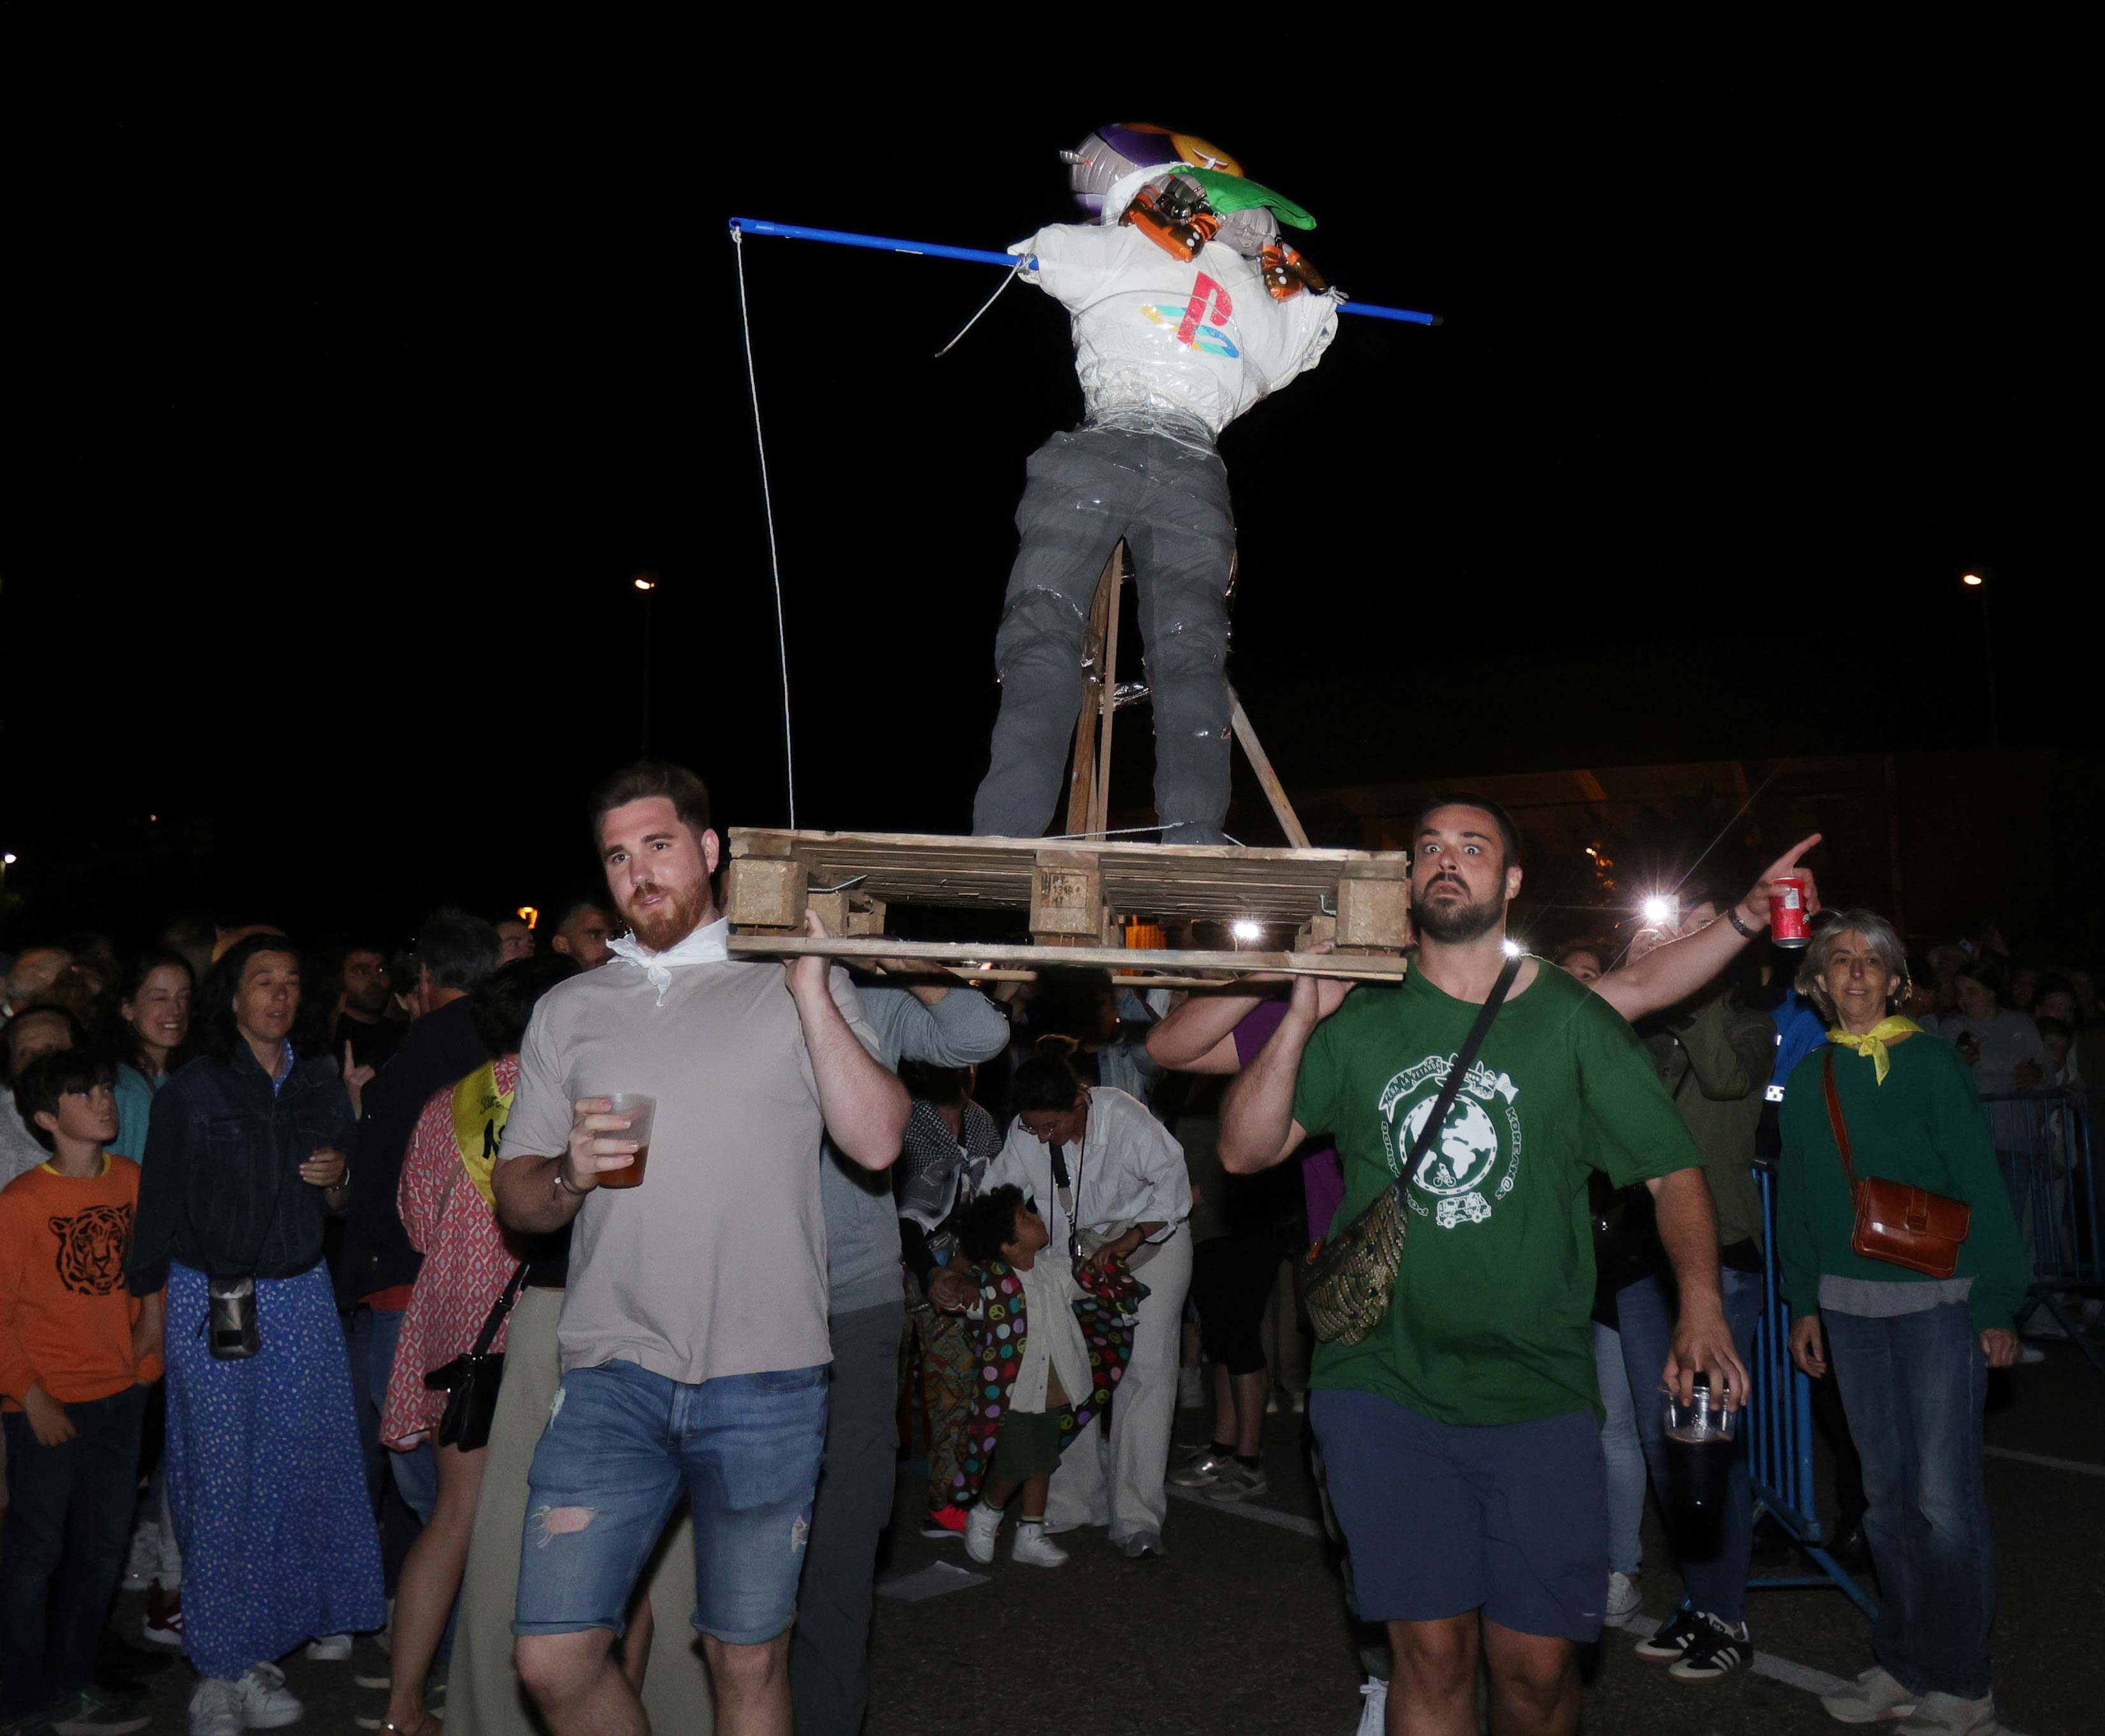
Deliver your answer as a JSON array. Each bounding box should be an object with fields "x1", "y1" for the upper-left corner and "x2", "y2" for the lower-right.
[
  {"x1": 1309, "y1": 1388, "x2": 1607, "y2": 1642},
  {"x1": 514, "y1": 1358, "x2": 828, "y2": 1646}
]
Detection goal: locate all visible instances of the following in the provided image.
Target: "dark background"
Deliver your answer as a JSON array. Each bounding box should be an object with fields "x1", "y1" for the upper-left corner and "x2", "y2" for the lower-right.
[{"x1": 3, "y1": 59, "x2": 2086, "y2": 956}]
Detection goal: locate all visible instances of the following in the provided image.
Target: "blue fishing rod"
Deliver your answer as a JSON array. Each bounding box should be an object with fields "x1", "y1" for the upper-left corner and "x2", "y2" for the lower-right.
[{"x1": 728, "y1": 217, "x2": 1440, "y2": 326}]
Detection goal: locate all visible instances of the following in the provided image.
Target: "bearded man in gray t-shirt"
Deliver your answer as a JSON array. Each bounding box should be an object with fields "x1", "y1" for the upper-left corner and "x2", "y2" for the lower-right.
[{"x1": 494, "y1": 762, "x2": 908, "y2": 1736}]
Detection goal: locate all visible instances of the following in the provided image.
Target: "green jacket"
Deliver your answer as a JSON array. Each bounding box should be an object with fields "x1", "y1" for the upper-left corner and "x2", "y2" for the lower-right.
[
  {"x1": 1776, "y1": 1033, "x2": 2032, "y2": 1332},
  {"x1": 1645, "y1": 995, "x2": 1774, "y2": 1253}
]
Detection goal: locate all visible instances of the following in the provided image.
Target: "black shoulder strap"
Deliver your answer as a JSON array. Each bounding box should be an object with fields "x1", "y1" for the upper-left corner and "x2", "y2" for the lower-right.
[
  {"x1": 1390, "y1": 952, "x2": 1524, "y2": 1201},
  {"x1": 469, "y1": 1261, "x2": 531, "y2": 1358}
]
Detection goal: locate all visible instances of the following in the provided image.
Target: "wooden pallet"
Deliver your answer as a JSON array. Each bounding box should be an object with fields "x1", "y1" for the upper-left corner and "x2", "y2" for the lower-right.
[{"x1": 725, "y1": 828, "x2": 1414, "y2": 981}]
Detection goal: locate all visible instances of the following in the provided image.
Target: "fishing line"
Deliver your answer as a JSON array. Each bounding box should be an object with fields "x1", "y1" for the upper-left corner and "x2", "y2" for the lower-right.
[{"x1": 731, "y1": 224, "x2": 798, "y2": 828}]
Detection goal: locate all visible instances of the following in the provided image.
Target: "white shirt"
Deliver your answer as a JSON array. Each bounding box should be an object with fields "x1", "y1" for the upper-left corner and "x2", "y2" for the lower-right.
[
  {"x1": 1010, "y1": 1257, "x2": 1095, "y2": 1414},
  {"x1": 1021, "y1": 223, "x2": 1339, "y2": 441},
  {"x1": 985, "y1": 1087, "x2": 1189, "y2": 1260}
]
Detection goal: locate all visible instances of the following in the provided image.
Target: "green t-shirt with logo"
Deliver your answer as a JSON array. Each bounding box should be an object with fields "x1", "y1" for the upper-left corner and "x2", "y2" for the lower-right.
[{"x1": 1292, "y1": 959, "x2": 1702, "y2": 1427}]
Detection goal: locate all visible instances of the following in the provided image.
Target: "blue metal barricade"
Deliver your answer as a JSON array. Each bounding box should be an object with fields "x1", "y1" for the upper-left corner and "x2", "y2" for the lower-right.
[
  {"x1": 1983, "y1": 1088, "x2": 2104, "y2": 1375},
  {"x1": 1744, "y1": 1164, "x2": 1877, "y2": 1614}
]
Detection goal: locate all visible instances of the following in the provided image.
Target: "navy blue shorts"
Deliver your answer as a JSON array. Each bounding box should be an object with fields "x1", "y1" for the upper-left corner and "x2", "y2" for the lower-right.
[{"x1": 1309, "y1": 1388, "x2": 1607, "y2": 1642}]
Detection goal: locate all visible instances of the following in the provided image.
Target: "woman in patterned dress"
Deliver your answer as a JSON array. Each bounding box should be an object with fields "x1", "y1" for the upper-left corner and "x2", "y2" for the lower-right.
[
  {"x1": 128, "y1": 936, "x2": 384, "y2": 1736},
  {"x1": 375, "y1": 956, "x2": 574, "y2": 1736}
]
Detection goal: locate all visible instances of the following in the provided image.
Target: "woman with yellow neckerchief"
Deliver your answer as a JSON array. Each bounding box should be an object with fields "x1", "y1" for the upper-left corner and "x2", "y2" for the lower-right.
[
  {"x1": 1777, "y1": 910, "x2": 2030, "y2": 1736},
  {"x1": 375, "y1": 956, "x2": 578, "y2": 1736}
]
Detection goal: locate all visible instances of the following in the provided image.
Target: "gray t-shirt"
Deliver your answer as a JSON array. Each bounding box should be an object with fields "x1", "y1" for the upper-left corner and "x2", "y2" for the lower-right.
[{"x1": 499, "y1": 953, "x2": 882, "y2": 1385}]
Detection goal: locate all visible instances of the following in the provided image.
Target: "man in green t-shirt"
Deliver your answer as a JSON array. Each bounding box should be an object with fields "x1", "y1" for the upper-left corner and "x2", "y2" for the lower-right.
[{"x1": 1221, "y1": 796, "x2": 1748, "y2": 1736}]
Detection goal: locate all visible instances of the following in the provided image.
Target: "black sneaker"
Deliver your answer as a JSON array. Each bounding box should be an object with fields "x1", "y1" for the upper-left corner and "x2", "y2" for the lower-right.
[
  {"x1": 1667, "y1": 1612, "x2": 1753, "y2": 1682},
  {"x1": 1633, "y1": 1602, "x2": 1704, "y2": 1661}
]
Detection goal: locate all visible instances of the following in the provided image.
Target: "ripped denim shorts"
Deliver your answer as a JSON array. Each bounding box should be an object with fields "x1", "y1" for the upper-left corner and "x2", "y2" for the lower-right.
[{"x1": 514, "y1": 1356, "x2": 828, "y2": 1646}]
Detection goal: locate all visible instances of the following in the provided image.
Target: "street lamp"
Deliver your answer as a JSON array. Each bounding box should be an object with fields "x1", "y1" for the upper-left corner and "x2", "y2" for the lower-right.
[
  {"x1": 633, "y1": 571, "x2": 661, "y2": 756},
  {"x1": 1962, "y1": 570, "x2": 1998, "y2": 749}
]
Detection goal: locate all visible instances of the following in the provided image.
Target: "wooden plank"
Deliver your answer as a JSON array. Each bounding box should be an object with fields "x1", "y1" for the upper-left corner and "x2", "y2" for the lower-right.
[
  {"x1": 1229, "y1": 689, "x2": 1312, "y2": 849},
  {"x1": 726, "y1": 933, "x2": 1409, "y2": 982},
  {"x1": 1064, "y1": 544, "x2": 1121, "y2": 837},
  {"x1": 1091, "y1": 548, "x2": 1122, "y2": 839}
]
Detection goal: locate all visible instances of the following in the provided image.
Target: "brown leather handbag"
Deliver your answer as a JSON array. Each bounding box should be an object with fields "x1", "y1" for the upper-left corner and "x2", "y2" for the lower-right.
[{"x1": 1821, "y1": 1048, "x2": 1971, "y2": 1279}]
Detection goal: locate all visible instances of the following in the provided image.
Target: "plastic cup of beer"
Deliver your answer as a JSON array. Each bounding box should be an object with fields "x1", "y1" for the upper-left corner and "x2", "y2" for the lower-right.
[{"x1": 598, "y1": 1093, "x2": 656, "y2": 1189}]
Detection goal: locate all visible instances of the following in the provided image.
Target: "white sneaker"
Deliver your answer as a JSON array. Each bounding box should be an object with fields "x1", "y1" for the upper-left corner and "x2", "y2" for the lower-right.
[
  {"x1": 1890, "y1": 1690, "x2": 1999, "y2": 1735},
  {"x1": 233, "y1": 1663, "x2": 303, "y2": 1730},
  {"x1": 1353, "y1": 1676, "x2": 1388, "y2": 1736},
  {"x1": 1820, "y1": 1664, "x2": 1919, "y2": 1725},
  {"x1": 1606, "y1": 1570, "x2": 1642, "y2": 1621},
  {"x1": 963, "y1": 1501, "x2": 1002, "y2": 1565},
  {"x1": 189, "y1": 1681, "x2": 243, "y2": 1736},
  {"x1": 304, "y1": 1634, "x2": 353, "y2": 1662},
  {"x1": 1011, "y1": 1520, "x2": 1068, "y2": 1567}
]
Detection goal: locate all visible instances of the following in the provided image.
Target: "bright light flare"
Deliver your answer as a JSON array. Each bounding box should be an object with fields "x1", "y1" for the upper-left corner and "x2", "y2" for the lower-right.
[
  {"x1": 1501, "y1": 938, "x2": 1523, "y2": 958},
  {"x1": 1962, "y1": 572, "x2": 1985, "y2": 587},
  {"x1": 633, "y1": 576, "x2": 657, "y2": 591},
  {"x1": 1641, "y1": 895, "x2": 1676, "y2": 926},
  {"x1": 1231, "y1": 919, "x2": 1264, "y2": 942},
  {"x1": 517, "y1": 905, "x2": 539, "y2": 931}
]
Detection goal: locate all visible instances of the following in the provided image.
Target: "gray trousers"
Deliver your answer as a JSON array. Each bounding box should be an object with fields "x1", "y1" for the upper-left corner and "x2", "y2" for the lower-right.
[
  {"x1": 787, "y1": 1300, "x2": 905, "y2": 1736},
  {"x1": 972, "y1": 427, "x2": 1237, "y2": 846}
]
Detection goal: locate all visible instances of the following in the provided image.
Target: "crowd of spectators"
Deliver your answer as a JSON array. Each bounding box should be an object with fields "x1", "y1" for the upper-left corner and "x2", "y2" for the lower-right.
[{"x1": 0, "y1": 782, "x2": 2092, "y2": 1736}]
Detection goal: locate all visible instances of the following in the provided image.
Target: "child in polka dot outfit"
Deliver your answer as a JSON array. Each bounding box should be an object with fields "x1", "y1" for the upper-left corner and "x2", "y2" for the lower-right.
[{"x1": 950, "y1": 1185, "x2": 1143, "y2": 1568}]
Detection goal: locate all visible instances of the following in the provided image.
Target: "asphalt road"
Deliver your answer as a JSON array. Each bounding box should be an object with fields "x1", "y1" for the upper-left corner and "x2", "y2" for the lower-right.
[{"x1": 96, "y1": 1338, "x2": 2102, "y2": 1735}]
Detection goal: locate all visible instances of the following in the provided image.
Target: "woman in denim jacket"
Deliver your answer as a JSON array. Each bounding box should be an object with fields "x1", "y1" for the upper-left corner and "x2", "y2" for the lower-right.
[{"x1": 129, "y1": 935, "x2": 384, "y2": 1736}]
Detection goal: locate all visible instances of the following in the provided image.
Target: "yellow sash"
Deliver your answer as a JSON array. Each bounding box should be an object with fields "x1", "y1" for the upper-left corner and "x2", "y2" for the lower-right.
[
  {"x1": 1826, "y1": 1015, "x2": 1921, "y2": 1086},
  {"x1": 450, "y1": 1062, "x2": 514, "y2": 1210}
]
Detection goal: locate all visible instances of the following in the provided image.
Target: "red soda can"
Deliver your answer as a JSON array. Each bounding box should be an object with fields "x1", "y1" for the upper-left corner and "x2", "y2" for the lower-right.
[{"x1": 1770, "y1": 876, "x2": 1811, "y2": 948}]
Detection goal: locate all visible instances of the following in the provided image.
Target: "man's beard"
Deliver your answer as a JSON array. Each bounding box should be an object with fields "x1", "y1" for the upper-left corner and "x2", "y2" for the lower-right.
[
  {"x1": 1411, "y1": 879, "x2": 1505, "y2": 945},
  {"x1": 624, "y1": 880, "x2": 712, "y2": 952}
]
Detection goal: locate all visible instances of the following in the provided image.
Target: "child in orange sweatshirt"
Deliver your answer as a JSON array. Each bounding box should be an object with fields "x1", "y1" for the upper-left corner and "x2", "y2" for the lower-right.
[{"x1": 0, "y1": 1049, "x2": 164, "y2": 1736}]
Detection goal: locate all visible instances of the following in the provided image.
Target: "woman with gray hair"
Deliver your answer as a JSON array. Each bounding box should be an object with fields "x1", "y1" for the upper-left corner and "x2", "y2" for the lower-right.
[{"x1": 1776, "y1": 910, "x2": 2029, "y2": 1736}]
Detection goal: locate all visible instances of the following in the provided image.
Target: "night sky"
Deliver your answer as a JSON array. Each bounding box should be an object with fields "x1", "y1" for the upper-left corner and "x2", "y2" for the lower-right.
[{"x1": 4, "y1": 73, "x2": 2083, "y2": 952}]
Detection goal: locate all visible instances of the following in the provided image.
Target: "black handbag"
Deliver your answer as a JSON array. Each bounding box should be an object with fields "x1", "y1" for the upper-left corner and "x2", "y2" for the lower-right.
[
  {"x1": 1305, "y1": 954, "x2": 1521, "y2": 1344},
  {"x1": 424, "y1": 1262, "x2": 529, "y2": 1450}
]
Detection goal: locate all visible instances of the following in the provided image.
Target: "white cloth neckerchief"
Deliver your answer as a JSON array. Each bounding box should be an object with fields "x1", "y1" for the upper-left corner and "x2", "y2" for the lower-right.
[{"x1": 605, "y1": 917, "x2": 731, "y2": 1005}]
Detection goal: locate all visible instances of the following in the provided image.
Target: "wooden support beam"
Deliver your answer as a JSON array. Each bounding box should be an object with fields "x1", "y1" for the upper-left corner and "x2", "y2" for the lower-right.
[
  {"x1": 1295, "y1": 912, "x2": 1339, "y2": 952},
  {"x1": 1029, "y1": 849, "x2": 1103, "y2": 940},
  {"x1": 1091, "y1": 550, "x2": 1123, "y2": 840},
  {"x1": 1064, "y1": 543, "x2": 1124, "y2": 838},
  {"x1": 1229, "y1": 689, "x2": 1312, "y2": 849},
  {"x1": 724, "y1": 856, "x2": 808, "y2": 930},
  {"x1": 728, "y1": 933, "x2": 1409, "y2": 982},
  {"x1": 1335, "y1": 875, "x2": 1412, "y2": 950},
  {"x1": 807, "y1": 890, "x2": 888, "y2": 937}
]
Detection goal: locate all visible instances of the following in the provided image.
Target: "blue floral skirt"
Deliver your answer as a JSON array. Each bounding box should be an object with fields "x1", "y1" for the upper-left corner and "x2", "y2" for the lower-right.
[{"x1": 163, "y1": 1262, "x2": 384, "y2": 1679}]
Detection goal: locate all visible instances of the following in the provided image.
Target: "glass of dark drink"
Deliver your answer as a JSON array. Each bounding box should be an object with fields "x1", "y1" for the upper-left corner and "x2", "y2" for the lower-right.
[
  {"x1": 1663, "y1": 1375, "x2": 1737, "y2": 1517},
  {"x1": 598, "y1": 1093, "x2": 656, "y2": 1189}
]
